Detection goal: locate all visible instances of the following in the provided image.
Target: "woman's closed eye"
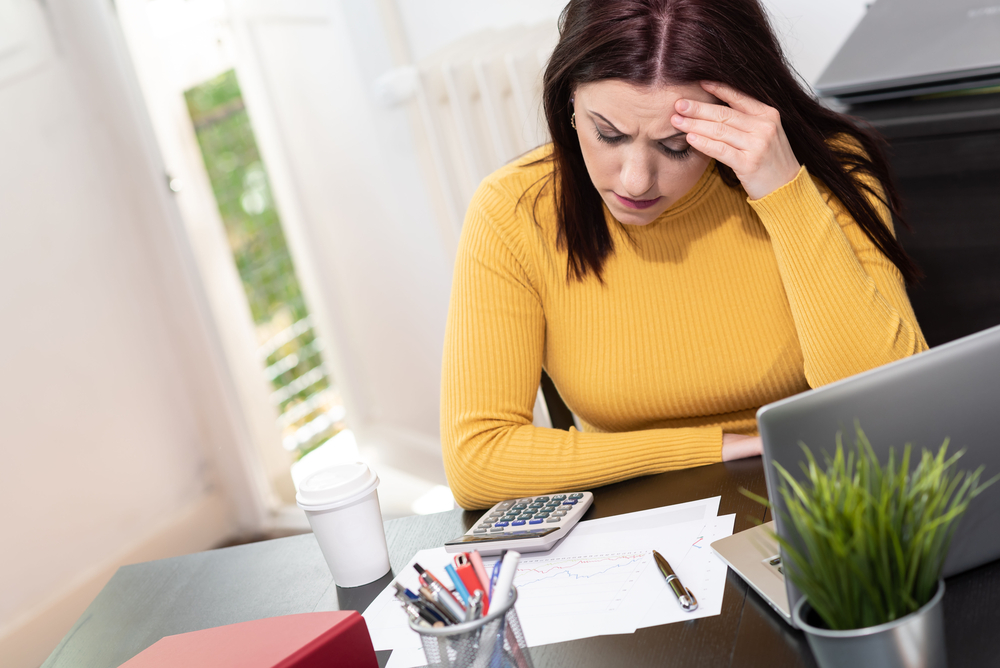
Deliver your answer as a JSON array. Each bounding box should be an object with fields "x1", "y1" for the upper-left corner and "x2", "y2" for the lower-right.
[
  {"x1": 660, "y1": 143, "x2": 692, "y2": 160},
  {"x1": 594, "y1": 127, "x2": 626, "y2": 145},
  {"x1": 659, "y1": 135, "x2": 693, "y2": 159},
  {"x1": 594, "y1": 126, "x2": 692, "y2": 160}
]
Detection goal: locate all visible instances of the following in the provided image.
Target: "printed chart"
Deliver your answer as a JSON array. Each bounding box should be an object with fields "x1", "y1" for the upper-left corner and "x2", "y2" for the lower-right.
[{"x1": 515, "y1": 551, "x2": 651, "y2": 614}]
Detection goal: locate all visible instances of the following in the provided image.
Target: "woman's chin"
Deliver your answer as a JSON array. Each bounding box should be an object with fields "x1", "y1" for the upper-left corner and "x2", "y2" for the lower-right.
[{"x1": 610, "y1": 204, "x2": 664, "y2": 226}]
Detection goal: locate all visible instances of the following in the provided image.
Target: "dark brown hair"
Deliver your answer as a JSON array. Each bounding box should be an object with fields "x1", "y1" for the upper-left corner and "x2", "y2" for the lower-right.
[{"x1": 538, "y1": 0, "x2": 920, "y2": 283}]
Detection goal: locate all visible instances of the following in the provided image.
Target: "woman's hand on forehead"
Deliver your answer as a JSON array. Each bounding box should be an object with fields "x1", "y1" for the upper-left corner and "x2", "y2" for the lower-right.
[{"x1": 670, "y1": 81, "x2": 801, "y2": 200}]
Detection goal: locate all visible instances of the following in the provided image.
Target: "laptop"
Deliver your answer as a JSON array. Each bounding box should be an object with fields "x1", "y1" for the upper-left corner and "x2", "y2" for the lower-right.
[
  {"x1": 814, "y1": 0, "x2": 1000, "y2": 102},
  {"x1": 712, "y1": 322, "x2": 1000, "y2": 626}
]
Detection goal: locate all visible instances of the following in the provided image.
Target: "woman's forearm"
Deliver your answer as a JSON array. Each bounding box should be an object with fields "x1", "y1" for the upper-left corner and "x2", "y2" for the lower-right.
[{"x1": 749, "y1": 166, "x2": 927, "y2": 387}]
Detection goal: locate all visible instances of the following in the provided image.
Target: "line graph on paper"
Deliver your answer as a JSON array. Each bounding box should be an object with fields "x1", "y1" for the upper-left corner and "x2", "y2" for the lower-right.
[{"x1": 513, "y1": 551, "x2": 652, "y2": 614}]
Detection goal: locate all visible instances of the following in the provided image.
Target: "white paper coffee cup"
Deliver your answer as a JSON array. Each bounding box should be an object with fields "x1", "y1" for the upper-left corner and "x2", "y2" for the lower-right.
[{"x1": 295, "y1": 462, "x2": 391, "y2": 587}]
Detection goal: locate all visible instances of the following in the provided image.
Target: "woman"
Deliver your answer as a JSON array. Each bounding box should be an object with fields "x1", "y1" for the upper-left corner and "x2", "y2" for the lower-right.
[{"x1": 441, "y1": 0, "x2": 927, "y2": 509}]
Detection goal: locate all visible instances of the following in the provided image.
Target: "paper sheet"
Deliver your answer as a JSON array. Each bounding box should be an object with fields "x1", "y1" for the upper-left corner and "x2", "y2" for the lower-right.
[
  {"x1": 364, "y1": 496, "x2": 733, "y2": 668},
  {"x1": 637, "y1": 512, "x2": 736, "y2": 629}
]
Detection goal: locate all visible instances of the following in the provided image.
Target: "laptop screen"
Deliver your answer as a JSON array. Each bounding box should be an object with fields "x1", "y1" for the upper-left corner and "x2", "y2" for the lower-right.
[
  {"x1": 815, "y1": 0, "x2": 1000, "y2": 100},
  {"x1": 757, "y1": 323, "x2": 1000, "y2": 611}
]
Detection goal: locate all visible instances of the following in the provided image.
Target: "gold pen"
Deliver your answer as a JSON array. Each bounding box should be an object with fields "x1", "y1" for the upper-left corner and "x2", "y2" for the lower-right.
[{"x1": 653, "y1": 550, "x2": 698, "y2": 612}]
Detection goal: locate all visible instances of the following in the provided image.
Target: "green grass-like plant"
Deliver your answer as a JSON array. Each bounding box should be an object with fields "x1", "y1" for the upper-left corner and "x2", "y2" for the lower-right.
[{"x1": 745, "y1": 425, "x2": 995, "y2": 631}]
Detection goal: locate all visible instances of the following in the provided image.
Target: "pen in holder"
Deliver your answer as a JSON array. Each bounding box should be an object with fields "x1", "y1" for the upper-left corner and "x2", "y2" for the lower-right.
[{"x1": 408, "y1": 586, "x2": 533, "y2": 668}]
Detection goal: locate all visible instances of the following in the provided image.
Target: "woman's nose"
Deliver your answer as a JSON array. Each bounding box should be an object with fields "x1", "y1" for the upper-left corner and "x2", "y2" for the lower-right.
[{"x1": 620, "y1": 149, "x2": 656, "y2": 198}]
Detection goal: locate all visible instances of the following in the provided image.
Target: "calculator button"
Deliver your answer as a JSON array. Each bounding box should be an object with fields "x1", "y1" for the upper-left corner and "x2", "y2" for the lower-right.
[
  {"x1": 568, "y1": 493, "x2": 584, "y2": 499},
  {"x1": 490, "y1": 527, "x2": 505, "y2": 533},
  {"x1": 534, "y1": 496, "x2": 550, "y2": 502},
  {"x1": 494, "y1": 522, "x2": 509, "y2": 527},
  {"x1": 499, "y1": 501, "x2": 514, "y2": 508},
  {"x1": 551, "y1": 495, "x2": 566, "y2": 500},
  {"x1": 546, "y1": 517, "x2": 561, "y2": 523},
  {"x1": 552, "y1": 511, "x2": 567, "y2": 517},
  {"x1": 534, "y1": 513, "x2": 549, "y2": 519},
  {"x1": 563, "y1": 500, "x2": 578, "y2": 505},
  {"x1": 474, "y1": 528, "x2": 488, "y2": 534},
  {"x1": 512, "y1": 520, "x2": 526, "y2": 526},
  {"x1": 528, "y1": 502, "x2": 544, "y2": 509},
  {"x1": 528, "y1": 519, "x2": 543, "y2": 524},
  {"x1": 518, "y1": 498, "x2": 534, "y2": 503},
  {"x1": 512, "y1": 504, "x2": 527, "y2": 510}
]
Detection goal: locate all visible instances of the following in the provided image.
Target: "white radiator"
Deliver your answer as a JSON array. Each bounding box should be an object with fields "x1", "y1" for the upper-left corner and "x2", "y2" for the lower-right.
[{"x1": 403, "y1": 24, "x2": 558, "y2": 238}]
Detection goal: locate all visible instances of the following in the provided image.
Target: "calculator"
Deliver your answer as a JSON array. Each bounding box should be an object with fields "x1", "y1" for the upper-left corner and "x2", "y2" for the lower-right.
[{"x1": 444, "y1": 492, "x2": 594, "y2": 556}]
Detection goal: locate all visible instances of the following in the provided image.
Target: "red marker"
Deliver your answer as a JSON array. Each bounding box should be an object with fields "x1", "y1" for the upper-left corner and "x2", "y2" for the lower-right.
[
  {"x1": 454, "y1": 553, "x2": 489, "y2": 614},
  {"x1": 468, "y1": 551, "x2": 492, "y2": 614}
]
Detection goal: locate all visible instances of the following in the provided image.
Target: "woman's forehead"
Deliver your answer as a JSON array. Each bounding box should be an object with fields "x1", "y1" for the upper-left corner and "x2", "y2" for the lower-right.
[{"x1": 575, "y1": 79, "x2": 719, "y2": 133}]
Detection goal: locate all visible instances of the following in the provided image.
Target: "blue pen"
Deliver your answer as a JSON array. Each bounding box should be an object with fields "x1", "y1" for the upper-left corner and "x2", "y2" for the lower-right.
[
  {"x1": 488, "y1": 559, "x2": 503, "y2": 597},
  {"x1": 445, "y1": 563, "x2": 471, "y2": 606}
]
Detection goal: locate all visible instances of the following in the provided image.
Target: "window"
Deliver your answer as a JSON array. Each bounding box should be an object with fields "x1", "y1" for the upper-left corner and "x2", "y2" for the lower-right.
[{"x1": 185, "y1": 70, "x2": 343, "y2": 460}]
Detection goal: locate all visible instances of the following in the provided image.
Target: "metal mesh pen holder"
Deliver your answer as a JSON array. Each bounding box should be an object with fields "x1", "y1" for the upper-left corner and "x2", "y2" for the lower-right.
[{"x1": 408, "y1": 586, "x2": 534, "y2": 668}]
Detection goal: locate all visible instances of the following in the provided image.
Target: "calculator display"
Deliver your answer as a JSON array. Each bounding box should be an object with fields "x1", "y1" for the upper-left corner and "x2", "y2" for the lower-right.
[{"x1": 444, "y1": 528, "x2": 560, "y2": 546}]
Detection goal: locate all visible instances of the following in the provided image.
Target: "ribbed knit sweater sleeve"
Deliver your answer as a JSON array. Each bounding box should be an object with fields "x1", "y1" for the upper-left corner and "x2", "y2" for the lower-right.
[
  {"x1": 748, "y1": 166, "x2": 928, "y2": 387},
  {"x1": 441, "y1": 181, "x2": 722, "y2": 509}
]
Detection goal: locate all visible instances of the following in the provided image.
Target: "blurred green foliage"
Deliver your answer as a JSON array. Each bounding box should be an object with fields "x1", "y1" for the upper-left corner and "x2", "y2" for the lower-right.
[
  {"x1": 185, "y1": 70, "x2": 339, "y2": 455},
  {"x1": 186, "y1": 69, "x2": 306, "y2": 328}
]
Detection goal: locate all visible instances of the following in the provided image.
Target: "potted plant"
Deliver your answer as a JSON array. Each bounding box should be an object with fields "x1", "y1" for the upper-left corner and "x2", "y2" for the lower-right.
[{"x1": 748, "y1": 425, "x2": 995, "y2": 668}]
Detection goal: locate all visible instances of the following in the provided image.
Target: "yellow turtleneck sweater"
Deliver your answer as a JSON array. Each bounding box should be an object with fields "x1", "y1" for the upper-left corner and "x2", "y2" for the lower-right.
[{"x1": 441, "y1": 145, "x2": 926, "y2": 509}]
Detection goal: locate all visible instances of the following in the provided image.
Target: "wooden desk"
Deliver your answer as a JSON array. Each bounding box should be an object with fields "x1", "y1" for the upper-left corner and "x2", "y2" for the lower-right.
[{"x1": 41, "y1": 458, "x2": 1000, "y2": 668}]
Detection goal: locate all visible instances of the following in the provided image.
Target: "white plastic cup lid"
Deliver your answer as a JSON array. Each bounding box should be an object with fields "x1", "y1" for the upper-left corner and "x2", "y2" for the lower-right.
[{"x1": 295, "y1": 462, "x2": 379, "y2": 511}]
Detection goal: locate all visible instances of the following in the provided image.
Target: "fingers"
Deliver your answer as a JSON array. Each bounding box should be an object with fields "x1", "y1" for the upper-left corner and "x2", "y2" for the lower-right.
[
  {"x1": 673, "y1": 84, "x2": 785, "y2": 179},
  {"x1": 671, "y1": 114, "x2": 754, "y2": 151},
  {"x1": 674, "y1": 98, "x2": 756, "y2": 131},
  {"x1": 684, "y1": 132, "x2": 750, "y2": 172},
  {"x1": 699, "y1": 81, "x2": 768, "y2": 116},
  {"x1": 721, "y1": 434, "x2": 763, "y2": 461}
]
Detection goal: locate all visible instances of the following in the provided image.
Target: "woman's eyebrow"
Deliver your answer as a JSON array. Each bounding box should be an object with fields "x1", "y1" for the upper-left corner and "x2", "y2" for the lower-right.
[
  {"x1": 590, "y1": 111, "x2": 625, "y2": 133},
  {"x1": 590, "y1": 111, "x2": 684, "y2": 141}
]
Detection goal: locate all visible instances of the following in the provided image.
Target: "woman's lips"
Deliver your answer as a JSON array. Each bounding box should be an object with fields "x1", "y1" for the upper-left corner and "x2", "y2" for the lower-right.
[{"x1": 614, "y1": 193, "x2": 662, "y2": 210}]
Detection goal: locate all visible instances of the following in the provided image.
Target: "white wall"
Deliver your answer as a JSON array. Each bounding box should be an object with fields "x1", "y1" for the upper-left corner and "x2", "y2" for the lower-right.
[
  {"x1": 394, "y1": 0, "x2": 567, "y2": 62},
  {"x1": 0, "y1": 1, "x2": 262, "y2": 665},
  {"x1": 762, "y1": 0, "x2": 871, "y2": 86},
  {"x1": 394, "y1": 0, "x2": 868, "y2": 86}
]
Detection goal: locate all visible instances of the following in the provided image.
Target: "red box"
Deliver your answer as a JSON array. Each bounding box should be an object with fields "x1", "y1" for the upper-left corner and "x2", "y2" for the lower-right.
[{"x1": 119, "y1": 611, "x2": 378, "y2": 668}]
